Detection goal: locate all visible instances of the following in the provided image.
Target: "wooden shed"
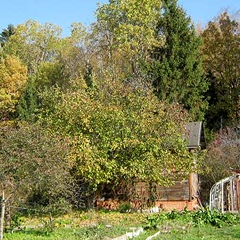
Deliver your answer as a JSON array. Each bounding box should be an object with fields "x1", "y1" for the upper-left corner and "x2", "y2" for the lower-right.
[
  {"x1": 97, "y1": 122, "x2": 206, "y2": 211},
  {"x1": 131, "y1": 122, "x2": 206, "y2": 211}
]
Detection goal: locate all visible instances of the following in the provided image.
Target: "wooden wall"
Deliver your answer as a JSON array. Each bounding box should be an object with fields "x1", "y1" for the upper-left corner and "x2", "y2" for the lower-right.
[{"x1": 133, "y1": 180, "x2": 190, "y2": 202}]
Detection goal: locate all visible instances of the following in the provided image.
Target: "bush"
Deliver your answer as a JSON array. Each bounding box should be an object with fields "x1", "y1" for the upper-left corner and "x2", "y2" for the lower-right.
[
  {"x1": 118, "y1": 202, "x2": 132, "y2": 213},
  {"x1": 192, "y1": 207, "x2": 238, "y2": 228}
]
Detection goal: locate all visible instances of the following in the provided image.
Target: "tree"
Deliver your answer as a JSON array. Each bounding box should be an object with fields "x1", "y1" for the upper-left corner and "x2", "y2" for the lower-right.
[
  {"x1": 200, "y1": 126, "x2": 240, "y2": 202},
  {"x1": 149, "y1": 0, "x2": 208, "y2": 120},
  {"x1": 17, "y1": 59, "x2": 71, "y2": 122},
  {"x1": 3, "y1": 20, "x2": 62, "y2": 74},
  {"x1": 2, "y1": 21, "x2": 77, "y2": 122},
  {"x1": 40, "y1": 77, "x2": 197, "y2": 195},
  {"x1": 0, "y1": 122, "x2": 73, "y2": 211},
  {"x1": 56, "y1": 23, "x2": 92, "y2": 83},
  {"x1": 94, "y1": 0, "x2": 162, "y2": 82},
  {"x1": 0, "y1": 24, "x2": 16, "y2": 47},
  {"x1": 202, "y1": 12, "x2": 240, "y2": 130},
  {"x1": 0, "y1": 55, "x2": 28, "y2": 120},
  {"x1": 17, "y1": 77, "x2": 39, "y2": 121}
]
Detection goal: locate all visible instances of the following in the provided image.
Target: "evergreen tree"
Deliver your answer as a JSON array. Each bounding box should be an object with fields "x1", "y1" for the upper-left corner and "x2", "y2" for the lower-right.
[
  {"x1": 149, "y1": 0, "x2": 208, "y2": 120},
  {"x1": 17, "y1": 78, "x2": 39, "y2": 122},
  {"x1": 0, "y1": 24, "x2": 15, "y2": 47}
]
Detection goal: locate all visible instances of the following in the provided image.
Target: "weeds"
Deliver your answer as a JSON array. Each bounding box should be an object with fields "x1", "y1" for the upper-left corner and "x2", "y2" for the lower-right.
[
  {"x1": 118, "y1": 202, "x2": 132, "y2": 213},
  {"x1": 143, "y1": 207, "x2": 239, "y2": 231},
  {"x1": 5, "y1": 212, "x2": 24, "y2": 233},
  {"x1": 192, "y1": 207, "x2": 238, "y2": 228},
  {"x1": 4, "y1": 208, "x2": 240, "y2": 239},
  {"x1": 39, "y1": 214, "x2": 56, "y2": 236}
]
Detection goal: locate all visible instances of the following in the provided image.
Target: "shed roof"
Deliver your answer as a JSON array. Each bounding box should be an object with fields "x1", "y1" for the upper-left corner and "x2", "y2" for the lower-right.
[{"x1": 185, "y1": 122, "x2": 206, "y2": 149}]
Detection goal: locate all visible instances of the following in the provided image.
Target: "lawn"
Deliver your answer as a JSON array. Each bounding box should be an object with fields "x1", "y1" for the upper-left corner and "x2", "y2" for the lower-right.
[{"x1": 3, "y1": 209, "x2": 240, "y2": 240}]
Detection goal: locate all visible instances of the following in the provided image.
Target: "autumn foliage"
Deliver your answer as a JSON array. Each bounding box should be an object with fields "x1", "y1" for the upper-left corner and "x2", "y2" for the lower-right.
[{"x1": 0, "y1": 0, "x2": 239, "y2": 212}]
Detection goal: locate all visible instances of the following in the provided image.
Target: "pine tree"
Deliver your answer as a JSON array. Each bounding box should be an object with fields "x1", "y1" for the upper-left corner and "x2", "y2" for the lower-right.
[{"x1": 149, "y1": 0, "x2": 208, "y2": 120}]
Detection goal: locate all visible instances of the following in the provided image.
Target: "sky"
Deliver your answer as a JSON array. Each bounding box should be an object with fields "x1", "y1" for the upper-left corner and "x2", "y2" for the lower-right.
[{"x1": 1, "y1": 0, "x2": 240, "y2": 37}]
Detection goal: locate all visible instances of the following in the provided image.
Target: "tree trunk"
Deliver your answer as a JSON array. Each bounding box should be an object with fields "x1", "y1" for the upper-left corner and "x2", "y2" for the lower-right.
[{"x1": 0, "y1": 190, "x2": 5, "y2": 240}]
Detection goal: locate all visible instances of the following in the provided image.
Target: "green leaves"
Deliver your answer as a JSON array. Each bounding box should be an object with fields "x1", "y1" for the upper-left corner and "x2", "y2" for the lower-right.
[
  {"x1": 94, "y1": 0, "x2": 163, "y2": 80},
  {"x1": 144, "y1": 207, "x2": 239, "y2": 230},
  {"x1": 202, "y1": 12, "x2": 240, "y2": 129},
  {"x1": 150, "y1": 0, "x2": 208, "y2": 121},
  {"x1": 39, "y1": 77, "x2": 194, "y2": 190},
  {"x1": 0, "y1": 24, "x2": 16, "y2": 47},
  {"x1": 0, "y1": 1, "x2": 212, "y2": 208},
  {"x1": 192, "y1": 207, "x2": 238, "y2": 228},
  {"x1": 3, "y1": 20, "x2": 63, "y2": 74}
]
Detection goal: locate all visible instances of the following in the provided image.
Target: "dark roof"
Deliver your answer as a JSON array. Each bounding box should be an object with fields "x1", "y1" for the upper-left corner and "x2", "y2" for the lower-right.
[{"x1": 185, "y1": 122, "x2": 206, "y2": 149}]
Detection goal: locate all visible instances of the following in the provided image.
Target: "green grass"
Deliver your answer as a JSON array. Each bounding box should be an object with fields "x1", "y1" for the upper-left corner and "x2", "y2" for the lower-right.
[
  {"x1": 3, "y1": 209, "x2": 240, "y2": 240},
  {"x1": 4, "y1": 210, "x2": 146, "y2": 240},
  {"x1": 136, "y1": 208, "x2": 240, "y2": 240},
  {"x1": 141, "y1": 223, "x2": 240, "y2": 240},
  {"x1": 4, "y1": 226, "x2": 131, "y2": 240}
]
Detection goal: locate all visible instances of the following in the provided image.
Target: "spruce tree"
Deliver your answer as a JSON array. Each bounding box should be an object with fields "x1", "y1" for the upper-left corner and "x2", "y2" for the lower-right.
[
  {"x1": 0, "y1": 24, "x2": 16, "y2": 47},
  {"x1": 150, "y1": 0, "x2": 208, "y2": 120},
  {"x1": 17, "y1": 78, "x2": 39, "y2": 122}
]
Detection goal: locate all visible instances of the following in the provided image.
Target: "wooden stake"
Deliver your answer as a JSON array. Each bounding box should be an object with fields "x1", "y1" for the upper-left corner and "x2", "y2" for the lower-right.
[{"x1": 0, "y1": 190, "x2": 5, "y2": 240}]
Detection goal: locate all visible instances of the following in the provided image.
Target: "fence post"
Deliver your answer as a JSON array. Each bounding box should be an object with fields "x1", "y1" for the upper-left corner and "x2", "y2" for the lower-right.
[{"x1": 0, "y1": 190, "x2": 5, "y2": 240}]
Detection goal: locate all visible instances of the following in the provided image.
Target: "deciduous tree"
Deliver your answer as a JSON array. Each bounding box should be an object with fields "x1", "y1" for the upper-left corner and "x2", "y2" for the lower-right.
[
  {"x1": 3, "y1": 20, "x2": 62, "y2": 74},
  {"x1": 94, "y1": 0, "x2": 162, "y2": 82},
  {"x1": 200, "y1": 126, "x2": 240, "y2": 201},
  {"x1": 202, "y1": 12, "x2": 240, "y2": 129},
  {"x1": 0, "y1": 55, "x2": 28, "y2": 120},
  {"x1": 40, "y1": 78, "x2": 196, "y2": 193},
  {"x1": 0, "y1": 123, "x2": 73, "y2": 209}
]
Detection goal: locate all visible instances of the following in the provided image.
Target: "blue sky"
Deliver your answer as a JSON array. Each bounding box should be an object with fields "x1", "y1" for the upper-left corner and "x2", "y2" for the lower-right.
[{"x1": 1, "y1": 0, "x2": 240, "y2": 37}]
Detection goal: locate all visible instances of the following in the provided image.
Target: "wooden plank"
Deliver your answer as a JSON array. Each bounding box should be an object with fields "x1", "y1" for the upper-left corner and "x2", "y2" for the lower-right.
[{"x1": 133, "y1": 181, "x2": 190, "y2": 201}]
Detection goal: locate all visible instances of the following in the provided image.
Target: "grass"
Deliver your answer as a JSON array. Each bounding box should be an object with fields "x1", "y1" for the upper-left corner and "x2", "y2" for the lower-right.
[
  {"x1": 139, "y1": 223, "x2": 240, "y2": 240},
  {"x1": 3, "y1": 209, "x2": 240, "y2": 239},
  {"x1": 4, "y1": 210, "x2": 146, "y2": 240}
]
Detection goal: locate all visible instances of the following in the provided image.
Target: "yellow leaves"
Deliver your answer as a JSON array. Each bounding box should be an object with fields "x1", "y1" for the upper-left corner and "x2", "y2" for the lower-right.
[
  {"x1": 70, "y1": 22, "x2": 89, "y2": 46},
  {"x1": 0, "y1": 55, "x2": 28, "y2": 118},
  {"x1": 0, "y1": 55, "x2": 28, "y2": 88},
  {"x1": 41, "y1": 74, "x2": 194, "y2": 189},
  {"x1": 95, "y1": 0, "x2": 163, "y2": 80},
  {"x1": 4, "y1": 20, "x2": 63, "y2": 74}
]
